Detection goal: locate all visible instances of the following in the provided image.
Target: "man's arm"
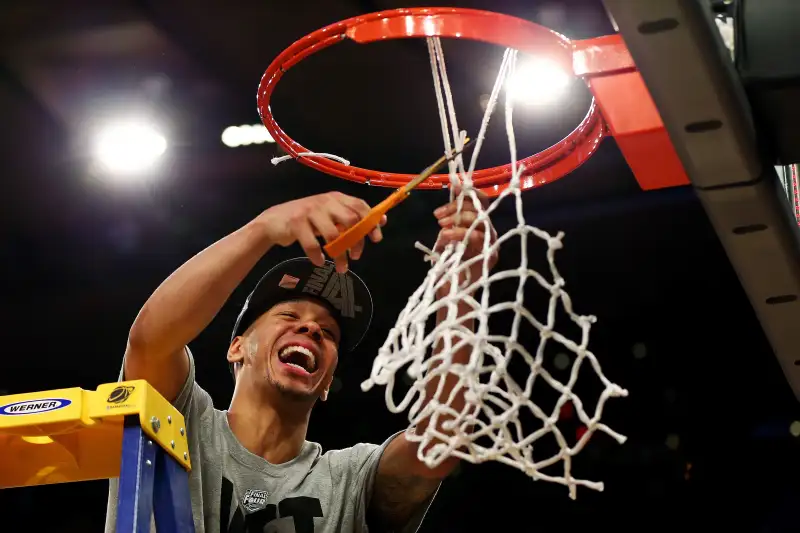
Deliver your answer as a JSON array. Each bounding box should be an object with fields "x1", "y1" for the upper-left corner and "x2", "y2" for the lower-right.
[
  {"x1": 368, "y1": 437, "x2": 446, "y2": 531},
  {"x1": 368, "y1": 298, "x2": 474, "y2": 531},
  {"x1": 124, "y1": 218, "x2": 274, "y2": 402},
  {"x1": 369, "y1": 190, "x2": 495, "y2": 530},
  {"x1": 124, "y1": 192, "x2": 380, "y2": 403}
]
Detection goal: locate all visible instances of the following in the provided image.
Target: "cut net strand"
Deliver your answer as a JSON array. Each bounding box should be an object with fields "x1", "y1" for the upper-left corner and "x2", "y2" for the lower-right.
[
  {"x1": 271, "y1": 152, "x2": 351, "y2": 166},
  {"x1": 361, "y1": 38, "x2": 628, "y2": 500}
]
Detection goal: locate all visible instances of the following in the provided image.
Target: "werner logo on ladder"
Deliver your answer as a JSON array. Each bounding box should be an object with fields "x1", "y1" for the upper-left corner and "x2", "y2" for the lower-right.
[{"x1": 0, "y1": 398, "x2": 72, "y2": 416}]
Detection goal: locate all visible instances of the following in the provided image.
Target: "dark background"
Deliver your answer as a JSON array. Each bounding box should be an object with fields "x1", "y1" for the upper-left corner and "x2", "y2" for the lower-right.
[{"x1": 1, "y1": 0, "x2": 799, "y2": 531}]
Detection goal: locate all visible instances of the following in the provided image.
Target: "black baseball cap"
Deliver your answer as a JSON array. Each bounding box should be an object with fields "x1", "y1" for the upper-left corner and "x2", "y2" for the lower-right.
[{"x1": 231, "y1": 258, "x2": 373, "y2": 354}]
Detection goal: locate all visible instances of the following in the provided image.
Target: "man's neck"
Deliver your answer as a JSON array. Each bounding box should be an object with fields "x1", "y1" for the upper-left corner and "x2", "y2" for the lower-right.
[{"x1": 227, "y1": 385, "x2": 311, "y2": 465}]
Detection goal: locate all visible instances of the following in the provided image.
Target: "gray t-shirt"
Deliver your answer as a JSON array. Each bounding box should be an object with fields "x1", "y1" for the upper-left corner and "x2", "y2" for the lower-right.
[{"x1": 104, "y1": 349, "x2": 435, "y2": 533}]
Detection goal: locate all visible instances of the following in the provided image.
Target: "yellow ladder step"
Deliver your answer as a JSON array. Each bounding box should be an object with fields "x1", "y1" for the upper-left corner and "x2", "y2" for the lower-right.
[{"x1": 0, "y1": 380, "x2": 191, "y2": 489}]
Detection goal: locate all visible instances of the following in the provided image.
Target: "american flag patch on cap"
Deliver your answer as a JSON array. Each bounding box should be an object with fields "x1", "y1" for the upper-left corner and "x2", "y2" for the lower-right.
[{"x1": 278, "y1": 274, "x2": 300, "y2": 289}]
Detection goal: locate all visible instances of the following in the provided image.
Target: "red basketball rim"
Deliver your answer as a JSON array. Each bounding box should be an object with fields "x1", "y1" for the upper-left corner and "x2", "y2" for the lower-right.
[{"x1": 257, "y1": 7, "x2": 606, "y2": 196}]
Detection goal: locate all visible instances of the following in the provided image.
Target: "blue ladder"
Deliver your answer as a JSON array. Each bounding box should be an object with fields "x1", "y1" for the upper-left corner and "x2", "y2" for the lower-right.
[{"x1": 116, "y1": 415, "x2": 195, "y2": 533}]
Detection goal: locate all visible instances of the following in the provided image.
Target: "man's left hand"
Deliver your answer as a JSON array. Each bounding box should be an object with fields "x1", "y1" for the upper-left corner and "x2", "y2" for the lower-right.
[{"x1": 433, "y1": 186, "x2": 498, "y2": 286}]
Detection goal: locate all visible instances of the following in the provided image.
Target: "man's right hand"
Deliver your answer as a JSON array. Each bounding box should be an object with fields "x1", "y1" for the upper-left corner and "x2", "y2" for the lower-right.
[{"x1": 257, "y1": 192, "x2": 387, "y2": 272}]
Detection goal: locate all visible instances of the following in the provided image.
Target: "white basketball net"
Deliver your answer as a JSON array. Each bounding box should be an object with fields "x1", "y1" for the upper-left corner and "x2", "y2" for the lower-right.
[
  {"x1": 273, "y1": 37, "x2": 629, "y2": 498},
  {"x1": 359, "y1": 39, "x2": 629, "y2": 499}
]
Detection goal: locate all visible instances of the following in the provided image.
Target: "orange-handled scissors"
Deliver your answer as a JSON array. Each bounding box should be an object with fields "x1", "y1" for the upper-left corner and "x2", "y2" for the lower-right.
[{"x1": 324, "y1": 139, "x2": 475, "y2": 259}]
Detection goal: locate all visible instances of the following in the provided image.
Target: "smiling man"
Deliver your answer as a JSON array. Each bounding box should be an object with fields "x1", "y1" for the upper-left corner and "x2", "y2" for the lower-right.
[{"x1": 104, "y1": 190, "x2": 496, "y2": 533}]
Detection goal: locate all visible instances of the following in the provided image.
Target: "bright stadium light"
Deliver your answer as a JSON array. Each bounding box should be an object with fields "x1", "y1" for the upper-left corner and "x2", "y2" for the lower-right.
[
  {"x1": 221, "y1": 124, "x2": 275, "y2": 147},
  {"x1": 507, "y1": 58, "x2": 571, "y2": 106},
  {"x1": 92, "y1": 121, "x2": 167, "y2": 176}
]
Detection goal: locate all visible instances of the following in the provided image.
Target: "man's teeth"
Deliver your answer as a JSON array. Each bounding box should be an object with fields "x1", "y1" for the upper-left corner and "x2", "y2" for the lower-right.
[{"x1": 279, "y1": 345, "x2": 316, "y2": 372}]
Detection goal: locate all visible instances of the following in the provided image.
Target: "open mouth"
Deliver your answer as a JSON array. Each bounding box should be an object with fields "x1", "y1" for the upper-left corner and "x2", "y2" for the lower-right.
[{"x1": 278, "y1": 345, "x2": 317, "y2": 374}]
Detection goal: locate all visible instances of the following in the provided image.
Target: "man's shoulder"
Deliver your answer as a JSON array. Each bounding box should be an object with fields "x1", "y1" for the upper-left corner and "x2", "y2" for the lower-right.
[
  {"x1": 319, "y1": 441, "x2": 380, "y2": 458},
  {"x1": 312, "y1": 437, "x2": 396, "y2": 483},
  {"x1": 319, "y1": 431, "x2": 404, "y2": 463}
]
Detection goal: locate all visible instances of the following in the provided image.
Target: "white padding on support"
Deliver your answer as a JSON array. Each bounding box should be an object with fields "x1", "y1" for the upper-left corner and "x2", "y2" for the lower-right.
[{"x1": 696, "y1": 178, "x2": 800, "y2": 395}]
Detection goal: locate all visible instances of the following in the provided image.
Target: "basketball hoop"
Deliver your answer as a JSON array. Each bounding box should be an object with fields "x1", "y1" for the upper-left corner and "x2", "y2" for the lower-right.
[
  {"x1": 254, "y1": 8, "x2": 694, "y2": 498},
  {"x1": 257, "y1": 8, "x2": 607, "y2": 196}
]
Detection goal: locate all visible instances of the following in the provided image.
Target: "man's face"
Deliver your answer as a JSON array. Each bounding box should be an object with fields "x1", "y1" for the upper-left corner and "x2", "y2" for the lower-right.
[{"x1": 231, "y1": 298, "x2": 341, "y2": 402}]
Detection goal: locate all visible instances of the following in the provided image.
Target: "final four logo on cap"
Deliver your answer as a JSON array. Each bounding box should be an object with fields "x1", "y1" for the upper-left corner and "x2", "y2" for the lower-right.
[{"x1": 297, "y1": 263, "x2": 362, "y2": 319}]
